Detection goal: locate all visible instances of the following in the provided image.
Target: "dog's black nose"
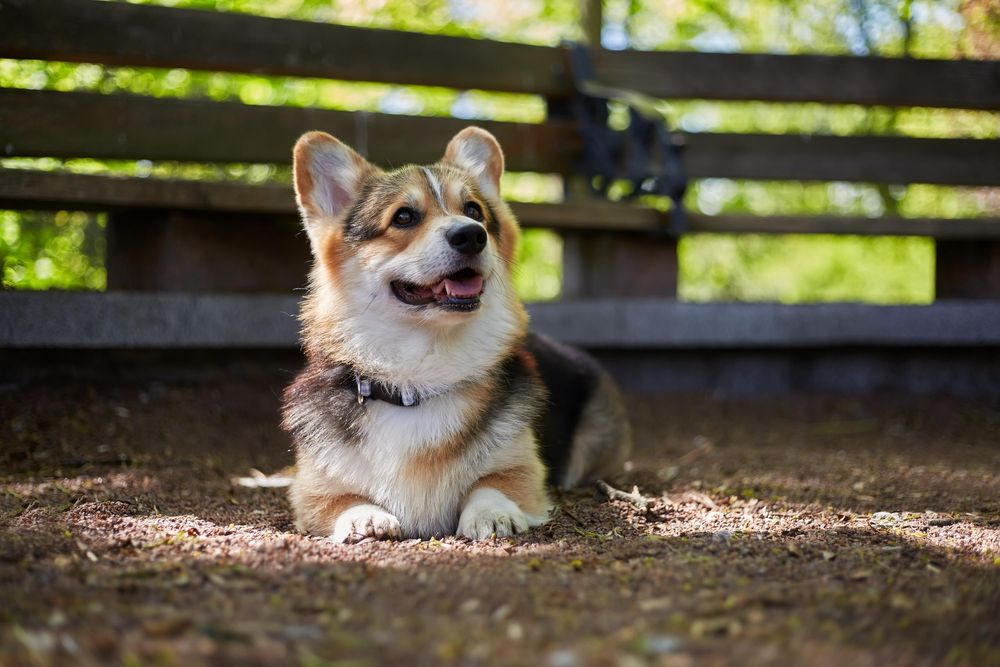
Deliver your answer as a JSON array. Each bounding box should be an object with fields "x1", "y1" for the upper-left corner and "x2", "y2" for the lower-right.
[{"x1": 446, "y1": 224, "x2": 487, "y2": 256}]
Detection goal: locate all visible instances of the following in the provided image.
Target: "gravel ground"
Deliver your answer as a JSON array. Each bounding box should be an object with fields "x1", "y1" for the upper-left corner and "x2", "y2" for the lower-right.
[{"x1": 1, "y1": 380, "x2": 999, "y2": 667}]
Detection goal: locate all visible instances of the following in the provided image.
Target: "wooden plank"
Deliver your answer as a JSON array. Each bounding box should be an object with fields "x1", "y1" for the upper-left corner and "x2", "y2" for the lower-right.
[
  {"x1": 105, "y1": 211, "x2": 308, "y2": 293},
  {"x1": 936, "y1": 240, "x2": 1000, "y2": 299},
  {"x1": 0, "y1": 0, "x2": 566, "y2": 97},
  {"x1": 560, "y1": 233, "x2": 678, "y2": 298},
  {"x1": 3, "y1": 292, "x2": 1000, "y2": 349},
  {"x1": 3, "y1": 169, "x2": 1000, "y2": 238},
  {"x1": 0, "y1": 168, "x2": 296, "y2": 214},
  {"x1": 592, "y1": 50, "x2": 1000, "y2": 111},
  {"x1": 688, "y1": 214, "x2": 1000, "y2": 238},
  {"x1": 3, "y1": 90, "x2": 998, "y2": 186},
  {"x1": 1, "y1": 0, "x2": 997, "y2": 110},
  {"x1": 0, "y1": 89, "x2": 576, "y2": 173},
  {"x1": 680, "y1": 132, "x2": 1000, "y2": 187}
]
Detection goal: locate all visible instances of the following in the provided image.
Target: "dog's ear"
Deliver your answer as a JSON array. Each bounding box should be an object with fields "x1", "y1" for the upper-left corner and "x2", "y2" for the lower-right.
[
  {"x1": 293, "y1": 131, "x2": 371, "y2": 227},
  {"x1": 443, "y1": 127, "x2": 504, "y2": 200}
]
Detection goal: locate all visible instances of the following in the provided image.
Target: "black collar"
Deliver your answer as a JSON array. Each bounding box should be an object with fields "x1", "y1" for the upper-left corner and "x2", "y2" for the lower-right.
[{"x1": 350, "y1": 373, "x2": 420, "y2": 407}]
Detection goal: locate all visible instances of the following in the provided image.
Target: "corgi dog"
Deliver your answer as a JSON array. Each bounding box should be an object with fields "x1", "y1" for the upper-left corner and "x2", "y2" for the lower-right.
[{"x1": 282, "y1": 127, "x2": 631, "y2": 542}]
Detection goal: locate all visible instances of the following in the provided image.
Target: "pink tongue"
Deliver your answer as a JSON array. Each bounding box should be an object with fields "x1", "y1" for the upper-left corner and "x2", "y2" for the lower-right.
[{"x1": 442, "y1": 274, "x2": 484, "y2": 298}]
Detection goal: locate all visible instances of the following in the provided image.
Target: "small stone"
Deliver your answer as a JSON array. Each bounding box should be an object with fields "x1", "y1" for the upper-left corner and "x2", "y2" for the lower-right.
[
  {"x1": 14, "y1": 628, "x2": 56, "y2": 655},
  {"x1": 638, "y1": 597, "x2": 673, "y2": 612},
  {"x1": 616, "y1": 656, "x2": 645, "y2": 667},
  {"x1": 142, "y1": 617, "x2": 190, "y2": 638},
  {"x1": 643, "y1": 634, "x2": 684, "y2": 654},
  {"x1": 658, "y1": 466, "x2": 679, "y2": 482},
  {"x1": 491, "y1": 604, "x2": 512, "y2": 621},
  {"x1": 547, "y1": 649, "x2": 580, "y2": 667},
  {"x1": 927, "y1": 518, "x2": 958, "y2": 527}
]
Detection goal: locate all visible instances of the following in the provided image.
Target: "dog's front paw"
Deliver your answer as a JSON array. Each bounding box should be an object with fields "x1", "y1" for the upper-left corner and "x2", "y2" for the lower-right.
[
  {"x1": 458, "y1": 488, "x2": 531, "y2": 540},
  {"x1": 332, "y1": 503, "x2": 401, "y2": 543}
]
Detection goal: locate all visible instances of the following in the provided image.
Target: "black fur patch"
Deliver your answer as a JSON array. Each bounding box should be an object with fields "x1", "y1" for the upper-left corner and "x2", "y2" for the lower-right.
[
  {"x1": 342, "y1": 168, "x2": 421, "y2": 244},
  {"x1": 341, "y1": 181, "x2": 384, "y2": 244},
  {"x1": 523, "y1": 333, "x2": 603, "y2": 485},
  {"x1": 482, "y1": 201, "x2": 502, "y2": 240},
  {"x1": 282, "y1": 362, "x2": 366, "y2": 451}
]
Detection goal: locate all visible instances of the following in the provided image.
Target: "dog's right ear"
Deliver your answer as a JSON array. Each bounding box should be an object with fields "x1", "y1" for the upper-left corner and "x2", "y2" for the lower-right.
[{"x1": 293, "y1": 131, "x2": 371, "y2": 231}]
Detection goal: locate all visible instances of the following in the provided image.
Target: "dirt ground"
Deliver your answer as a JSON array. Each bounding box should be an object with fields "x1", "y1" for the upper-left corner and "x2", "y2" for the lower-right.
[{"x1": 1, "y1": 379, "x2": 998, "y2": 667}]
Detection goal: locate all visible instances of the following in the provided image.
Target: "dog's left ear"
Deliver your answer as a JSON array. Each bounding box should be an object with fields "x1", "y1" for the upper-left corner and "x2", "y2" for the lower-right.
[
  {"x1": 293, "y1": 131, "x2": 371, "y2": 223},
  {"x1": 443, "y1": 127, "x2": 504, "y2": 200}
]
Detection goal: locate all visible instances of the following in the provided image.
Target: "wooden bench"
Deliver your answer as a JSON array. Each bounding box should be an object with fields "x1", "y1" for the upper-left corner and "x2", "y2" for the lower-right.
[{"x1": 2, "y1": 0, "x2": 999, "y2": 394}]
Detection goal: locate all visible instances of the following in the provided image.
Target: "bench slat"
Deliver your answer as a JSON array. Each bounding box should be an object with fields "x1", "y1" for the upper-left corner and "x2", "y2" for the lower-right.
[
  {"x1": 2, "y1": 292, "x2": 999, "y2": 348},
  {"x1": 2, "y1": 0, "x2": 997, "y2": 110},
  {"x1": 0, "y1": 89, "x2": 577, "y2": 174},
  {"x1": 0, "y1": 0, "x2": 567, "y2": 97},
  {"x1": 3, "y1": 168, "x2": 998, "y2": 238},
  {"x1": 591, "y1": 50, "x2": 1000, "y2": 111},
  {"x1": 3, "y1": 90, "x2": 997, "y2": 186}
]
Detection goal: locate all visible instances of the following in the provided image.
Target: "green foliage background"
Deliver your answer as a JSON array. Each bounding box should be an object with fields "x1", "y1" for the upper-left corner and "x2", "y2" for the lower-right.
[{"x1": 1, "y1": 0, "x2": 997, "y2": 302}]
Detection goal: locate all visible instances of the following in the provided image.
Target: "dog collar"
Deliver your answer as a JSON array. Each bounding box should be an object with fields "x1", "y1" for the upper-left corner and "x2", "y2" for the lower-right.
[{"x1": 353, "y1": 373, "x2": 420, "y2": 407}]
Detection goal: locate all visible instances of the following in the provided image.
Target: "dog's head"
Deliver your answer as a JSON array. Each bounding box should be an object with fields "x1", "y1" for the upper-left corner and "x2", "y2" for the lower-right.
[{"x1": 293, "y1": 127, "x2": 526, "y2": 378}]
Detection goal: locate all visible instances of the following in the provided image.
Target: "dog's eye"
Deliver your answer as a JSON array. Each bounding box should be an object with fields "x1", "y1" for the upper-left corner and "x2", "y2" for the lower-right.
[
  {"x1": 463, "y1": 202, "x2": 483, "y2": 222},
  {"x1": 392, "y1": 207, "x2": 419, "y2": 228}
]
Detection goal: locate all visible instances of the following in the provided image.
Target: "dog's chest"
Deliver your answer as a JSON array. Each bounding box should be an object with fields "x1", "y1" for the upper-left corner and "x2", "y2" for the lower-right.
[{"x1": 327, "y1": 393, "x2": 483, "y2": 535}]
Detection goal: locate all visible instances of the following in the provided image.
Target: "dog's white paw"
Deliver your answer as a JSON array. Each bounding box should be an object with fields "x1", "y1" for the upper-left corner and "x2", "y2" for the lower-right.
[
  {"x1": 458, "y1": 488, "x2": 532, "y2": 540},
  {"x1": 331, "y1": 503, "x2": 401, "y2": 543}
]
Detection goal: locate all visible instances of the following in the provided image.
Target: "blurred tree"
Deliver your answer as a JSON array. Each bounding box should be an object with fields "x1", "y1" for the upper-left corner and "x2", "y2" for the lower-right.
[{"x1": 1, "y1": 211, "x2": 106, "y2": 290}]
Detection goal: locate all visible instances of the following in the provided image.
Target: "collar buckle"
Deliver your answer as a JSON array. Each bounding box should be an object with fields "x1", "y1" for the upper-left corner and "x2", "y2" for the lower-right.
[{"x1": 355, "y1": 374, "x2": 371, "y2": 404}]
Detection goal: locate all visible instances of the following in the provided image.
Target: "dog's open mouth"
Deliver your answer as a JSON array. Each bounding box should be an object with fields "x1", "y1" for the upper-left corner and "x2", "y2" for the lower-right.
[{"x1": 390, "y1": 268, "x2": 484, "y2": 311}]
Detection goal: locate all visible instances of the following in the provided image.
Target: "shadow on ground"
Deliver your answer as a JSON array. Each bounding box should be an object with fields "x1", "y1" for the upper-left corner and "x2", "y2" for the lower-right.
[{"x1": 1, "y1": 381, "x2": 998, "y2": 666}]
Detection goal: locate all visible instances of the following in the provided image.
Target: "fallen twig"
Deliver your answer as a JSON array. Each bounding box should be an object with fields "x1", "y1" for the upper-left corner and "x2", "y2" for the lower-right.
[
  {"x1": 658, "y1": 436, "x2": 714, "y2": 482},
  {"x1": 676, "y1": 435, "x2": 714, "y2": 466},
  {"x1": 683, "y1": 491, "x2": 718, "y2": 510},
  {"x1": 554, "y1": 489, "x2": 586, "y2": 526},
  {"x1": 595, "y1": 480, "x2": 654, "y2": 510},
  {"x1": 233, "y1": 468, "x2": 294, "y2": 489}
]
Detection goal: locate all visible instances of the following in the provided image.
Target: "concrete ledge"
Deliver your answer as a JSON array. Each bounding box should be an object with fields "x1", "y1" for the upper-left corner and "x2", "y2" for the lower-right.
[
  {"x1": 597, "y1": 349, "x2": 1000, "y2": 398},
  {"x1": 3, "y1": 292, "x2": 1000, "y2": 349},
  {"x1": 0, "y1": 291, "x2": 300, "y2": 348},
  {"x1": 528, "y1": 299, "x2": 1000, "y2": 348}
]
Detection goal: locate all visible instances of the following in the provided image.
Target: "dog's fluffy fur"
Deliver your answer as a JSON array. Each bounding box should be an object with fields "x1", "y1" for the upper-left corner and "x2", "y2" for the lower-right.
[{"x1": 282, "y1": 127, "x2": 631, "y2": 542}]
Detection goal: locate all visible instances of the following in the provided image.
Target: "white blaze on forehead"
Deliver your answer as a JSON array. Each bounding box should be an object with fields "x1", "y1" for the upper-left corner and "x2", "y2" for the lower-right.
[
  {"x1": 403, "y1": 184, "x2": 426, "y2": 207},
  {"x1": 420, "y1": 167, "x2": 449, "y2": 212}
]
